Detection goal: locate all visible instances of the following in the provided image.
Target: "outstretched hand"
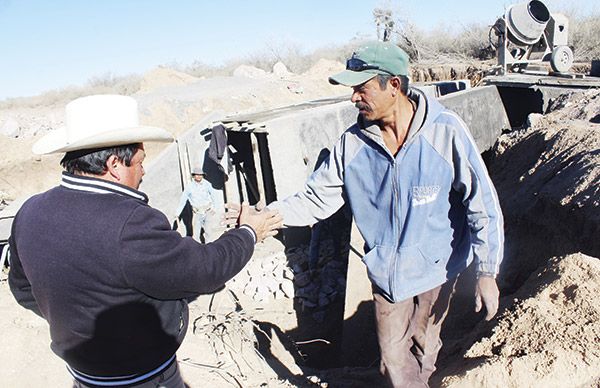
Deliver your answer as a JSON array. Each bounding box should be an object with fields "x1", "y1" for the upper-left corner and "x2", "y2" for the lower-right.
[
  {"x1": 475, "y1": 275, "x2": 500, "y2": 321},
  {"x1": 223, "y1": 203, "x2": 241, "y2": 229},
  {"x1": 239, "y1": 202, "x2": 283, "y2": 243}
]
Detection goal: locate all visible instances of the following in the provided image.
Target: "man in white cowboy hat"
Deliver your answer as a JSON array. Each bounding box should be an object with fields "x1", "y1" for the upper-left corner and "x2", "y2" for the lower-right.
[
  {"x1": 174, "y1": 166, "x2": 218, "y2": 243},
  {"x1": 8, "y1": 94, "x2": 282, "y2": 387},
  {"x1": 267, "y1": 41, "x2": 504, "y2": 387}
]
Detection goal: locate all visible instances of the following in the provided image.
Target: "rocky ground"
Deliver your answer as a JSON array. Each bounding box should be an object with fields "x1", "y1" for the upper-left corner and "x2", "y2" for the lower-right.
[{"x1": 1, "y1": 62, "x2": 599, "y2": 387}]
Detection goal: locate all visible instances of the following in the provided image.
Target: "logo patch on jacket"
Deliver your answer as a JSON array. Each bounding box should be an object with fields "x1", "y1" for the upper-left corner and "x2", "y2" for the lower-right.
[{"x1": 411, "y1": 185, "x2": 441, "y2": 206}]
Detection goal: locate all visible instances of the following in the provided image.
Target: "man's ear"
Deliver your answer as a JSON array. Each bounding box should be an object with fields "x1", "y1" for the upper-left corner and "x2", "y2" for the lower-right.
[
  {"x1": 389, "y1": 77, "x2": 401, "y2": 96},
  {"x1": 106, "y1": 155, "x2": 121, "y2": 180}
]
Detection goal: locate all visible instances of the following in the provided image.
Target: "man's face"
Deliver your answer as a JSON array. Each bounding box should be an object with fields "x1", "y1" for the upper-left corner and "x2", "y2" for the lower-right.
[
  {"x1": 192, "y1": 174, "x2": 203, "y2": 182},
  {"x1": 350, "y1": 76, "x2": 395, "y2": 121},
  {"x1": 120, "y1": 144, "x2": 146, "y2": 190}
]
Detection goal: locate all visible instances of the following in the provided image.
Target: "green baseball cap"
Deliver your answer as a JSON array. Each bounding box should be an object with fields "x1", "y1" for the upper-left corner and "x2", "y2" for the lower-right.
[{"x1": 329, "y1": 41, "x2": 409, "y2": 87}]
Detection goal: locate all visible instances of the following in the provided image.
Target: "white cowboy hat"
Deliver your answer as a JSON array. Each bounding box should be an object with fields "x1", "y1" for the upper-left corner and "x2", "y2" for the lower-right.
[
  {"x1": 32, "y1": 94, "x2": 173, "y2": 155},
  {"x1": 191, "y1": 166, "x2": 205, "y2": 175}
]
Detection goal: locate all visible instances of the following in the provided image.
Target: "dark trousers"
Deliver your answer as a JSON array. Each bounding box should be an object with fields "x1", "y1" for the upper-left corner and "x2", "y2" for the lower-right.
[
  {"x1": 374, "y1": 278, "x2": 457, "y2": 388},
  {"x1": 72, "y1": 360, "x2": 185, "y2": 388}
]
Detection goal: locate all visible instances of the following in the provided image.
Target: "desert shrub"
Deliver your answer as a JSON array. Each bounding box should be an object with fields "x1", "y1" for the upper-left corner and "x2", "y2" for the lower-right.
[
  {"x1": 226, "y1": 39, "x2": 365, "y2": 75},
  {"x1": 171, "y1": 61, "x2": 229, "y2": 79},
  {"x1": 569, "y1": 14, "x2": 600, "y2": 61},
  {"x1": 389, "y1": 22, "x2": 493, "y2": 64},
  {"x1": 177, "y1": 39, "x2": 363, "y2": 78},
  {"x1": 0, "y1": 73, "x2": 141, "y2": 109}
]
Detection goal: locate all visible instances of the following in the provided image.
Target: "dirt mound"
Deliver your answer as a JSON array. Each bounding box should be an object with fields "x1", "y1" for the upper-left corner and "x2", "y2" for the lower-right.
[
  {"x1": 273, "y1": 61, "x2": 293, "y2": 78},
  {"x1": 0, "y1": 62, "x2": 344, "y2": 203},
  {"x1": 303, "y1": 59, "x2": 344, "y2": 79},
  {"x1": 430, "y1": 88, "x2": 600, "y2": 388},
  {"x1": 232, "y1": 64, "x2": 269, "y2": 79},
  {"x1": 439, "y1": 253, "x2": 600, "y2": 388},
  {"x1": 139, "y1": 67, "x2": 200, "y2": 93},
  {"x1": 490, "y1": 89, "x2": 600, "y2": 290}
]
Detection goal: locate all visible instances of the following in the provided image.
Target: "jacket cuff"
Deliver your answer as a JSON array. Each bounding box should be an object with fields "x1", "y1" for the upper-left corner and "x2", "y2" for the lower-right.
[
  {"x1": 476, "y1": 270, "x2": 497, "y2": 279},
  {"x1": 239, "y1": 224, "x2": 257, "y2": 244}
]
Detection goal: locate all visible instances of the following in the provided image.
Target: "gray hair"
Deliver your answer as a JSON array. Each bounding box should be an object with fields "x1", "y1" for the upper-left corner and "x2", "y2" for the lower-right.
[{"x1": 376, "y1": 74, "x2": 409, "y2": 95}]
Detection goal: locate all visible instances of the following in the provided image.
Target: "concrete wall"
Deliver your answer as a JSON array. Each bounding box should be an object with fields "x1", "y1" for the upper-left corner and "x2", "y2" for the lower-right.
[
  {"x1": 440, "y1": 85, "x2": 511, "y2": 151},
  {"x1": 223, "y1": 86, "x2": 510, "y2": 204},
  {"x1": 1, "y1": 86, "x2": 510, "y2": 244},
  {"x1": 264, "y1": 101, "x2": 357, "y2": 200}
]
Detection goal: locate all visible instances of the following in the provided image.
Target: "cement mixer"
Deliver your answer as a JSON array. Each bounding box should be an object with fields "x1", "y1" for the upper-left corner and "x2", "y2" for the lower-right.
[{"x1": 490, "y1": 0, "x2": 573, "y2": 74}]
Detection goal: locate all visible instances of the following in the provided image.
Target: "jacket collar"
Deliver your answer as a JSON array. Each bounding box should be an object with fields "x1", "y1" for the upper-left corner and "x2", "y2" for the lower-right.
[
  {"x1": 60, "y1": 172, "x2": 148, "y2": 203},
  {"x1": 358, "y1": 87, "x2": 430, "y2": 149}
]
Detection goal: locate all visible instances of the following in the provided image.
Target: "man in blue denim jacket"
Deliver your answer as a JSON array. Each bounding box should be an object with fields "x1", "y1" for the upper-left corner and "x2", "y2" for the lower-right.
[{"x1": 269, "y1": 41, "x2": 504, "y2": 387}]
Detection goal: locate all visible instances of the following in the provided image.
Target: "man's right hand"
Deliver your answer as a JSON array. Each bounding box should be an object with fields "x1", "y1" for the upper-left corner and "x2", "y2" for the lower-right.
[{"x1": 239, "y1": 202, "x2": 283, "y2": 243}]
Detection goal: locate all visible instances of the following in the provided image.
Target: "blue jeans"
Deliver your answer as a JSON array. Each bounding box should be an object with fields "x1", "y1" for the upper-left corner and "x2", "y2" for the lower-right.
[{"x1": 193, "y1": 211, "x2": 207, "y2": 242}]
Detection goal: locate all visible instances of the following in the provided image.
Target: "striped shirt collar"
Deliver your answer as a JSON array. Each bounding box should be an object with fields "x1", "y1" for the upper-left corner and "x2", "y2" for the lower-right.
[{"x1": 60, "y1": 172, "x2": 148, "y2": 203}]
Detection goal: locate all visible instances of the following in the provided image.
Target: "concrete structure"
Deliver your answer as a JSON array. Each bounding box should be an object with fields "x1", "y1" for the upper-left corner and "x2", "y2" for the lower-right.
[
  {"x1": 482, "y1": 73, "x2": 600, "y2": 126},
  {"x1": 139, "y1": 111, "x2": 224, "y2": 220},
  {"x1": 414, "y1": 79, "x2": 471, "y2": 99},
  {"x1": 220, "y1": 96, "x2": 355, "y2": 203},
  {"x1": 440, "y1": 85, "x2": 511, "y2": 152},
  {"x1": 0, "y1": 84, "x2": 512, "y2": 249},
  {"x1": 218, "y1": 85, "x2": 509, "y2": 206},
  {"x1": 0, "y1": 82, "x2": 514, "y2": 235}
]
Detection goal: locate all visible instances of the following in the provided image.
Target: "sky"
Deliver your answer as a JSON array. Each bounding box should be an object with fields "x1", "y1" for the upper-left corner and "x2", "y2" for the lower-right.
[{"x1": 0, "y1": 0, "x2": 598, "y2": 100}]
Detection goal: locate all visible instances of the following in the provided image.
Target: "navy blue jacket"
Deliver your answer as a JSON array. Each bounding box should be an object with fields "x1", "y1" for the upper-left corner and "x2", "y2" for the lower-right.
[{"x1": 9, "y1": 172, "x2": 255, "y2": 378}]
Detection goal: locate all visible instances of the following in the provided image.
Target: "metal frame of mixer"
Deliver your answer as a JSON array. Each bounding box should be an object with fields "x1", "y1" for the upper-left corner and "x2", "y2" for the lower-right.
[{"x1": 490, "y1": 1, "x2": 573, "y2": 75}]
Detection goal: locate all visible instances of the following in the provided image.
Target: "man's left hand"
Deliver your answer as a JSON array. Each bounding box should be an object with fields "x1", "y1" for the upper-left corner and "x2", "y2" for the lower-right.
[{"x1": 475, "y1": 275, "x2": 499, "y2": 321}]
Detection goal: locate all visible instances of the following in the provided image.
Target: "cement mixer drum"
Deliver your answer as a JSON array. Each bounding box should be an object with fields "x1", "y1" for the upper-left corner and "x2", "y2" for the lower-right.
[{"x1": 506, "y1": 0, "x2": 551, "y2": 46}]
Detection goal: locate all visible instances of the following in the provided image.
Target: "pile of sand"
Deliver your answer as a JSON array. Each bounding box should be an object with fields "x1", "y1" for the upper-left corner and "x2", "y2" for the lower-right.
[
  {"x1": 489, "y1": 89, "x2": 600, "y2": 290},
  {"x1": 139, "y1": 67, "x2": 200, "y2": 93},
  {"x1": 303, "y1": 59, "x2": 344, "y2": 79},
  {"x1": 439, "y1": 253, "x2": 600, "y2": 388},
  {"x1": 430, "y1": 88, "x2": 600, "y2": 388}
]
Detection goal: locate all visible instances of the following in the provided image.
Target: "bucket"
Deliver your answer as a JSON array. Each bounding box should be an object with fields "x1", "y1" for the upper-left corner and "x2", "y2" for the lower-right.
[{"x1": 506, "y1": 0, "x2": 550, "y2": 46}]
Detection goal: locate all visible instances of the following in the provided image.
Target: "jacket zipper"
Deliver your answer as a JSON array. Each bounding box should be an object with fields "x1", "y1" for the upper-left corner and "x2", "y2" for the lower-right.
[
  {"x1": 390, "y1": 145, "x2": 408, "y2": 301},
  {"x1": 389, "y1": 159, "x2": 399, "y2": 300}
]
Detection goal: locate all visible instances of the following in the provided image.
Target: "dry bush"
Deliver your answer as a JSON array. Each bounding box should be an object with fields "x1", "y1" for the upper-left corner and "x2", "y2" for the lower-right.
[
  {"x1": 169, "y1": 61, "x2": 230, "y2": 79},
  {"x1": 0, "y1": 73, "x2": 141, "y2": 109},
  {"x1": 224, "y1": 39, "x2": 363, "y2": 75},
  {"x1": 569, "y1": 14, "x2": 600, "y2": 61},
  {"x1": 177, "y1": 39, "x2": 362, "y2": 78},
  {"x1": 379, "y1": 3, "x2": 494, "y2": 65},
  {"x1": 390, "y1": 22, "x2": 493, "y2": 64}
]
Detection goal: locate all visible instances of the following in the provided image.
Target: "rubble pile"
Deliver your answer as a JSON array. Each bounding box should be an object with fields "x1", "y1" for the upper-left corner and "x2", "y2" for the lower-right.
[
  {"x1": 0, "y1": 108, "x2": 62, "y2": 138},
  {"x1": 227, "y1": 251, "x2": 295, "y2": 302},
  {"x1": 288, "y1": 245, "x2": 347, "y2": 306},
  {"x1": 226, "y1": 240, "x2": 349, "y2": 321}
]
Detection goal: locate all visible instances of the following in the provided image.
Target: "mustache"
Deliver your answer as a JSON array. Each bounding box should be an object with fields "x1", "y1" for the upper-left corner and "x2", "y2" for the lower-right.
[{"x1": 355, "y1": 102, "x2": 372, "y2": 112}]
